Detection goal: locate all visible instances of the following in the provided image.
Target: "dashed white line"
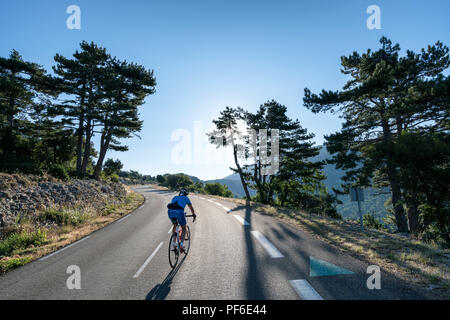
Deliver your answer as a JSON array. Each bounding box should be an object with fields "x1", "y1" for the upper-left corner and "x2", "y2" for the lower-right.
[
  {"x1": 222, "y1": 206, "x2": 231, "y2": 212},
  {"x1": 251, "y1": 231, "x2": 284, "y2": 258},
  {"x1": 168, "y1": 226, "x2": 174, "y2": 234},
  {"x1": 233, "y1": 215, "x2": 250, "y2": 226},
  {"x1": 133, "y1": 242, "x2": 164, "y2": 278},
  {"x1": 39, "y1": 236, "x2": 91, "y2": 261},
  {"x1": 290, "y1": 280, "x2": 323, "y2": 300}
]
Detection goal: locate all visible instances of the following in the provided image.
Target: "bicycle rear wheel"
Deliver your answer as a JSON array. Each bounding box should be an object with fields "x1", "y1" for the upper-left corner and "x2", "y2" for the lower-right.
[{"x1": 168, "y1": 232, "x2": 179, "y2": 268}]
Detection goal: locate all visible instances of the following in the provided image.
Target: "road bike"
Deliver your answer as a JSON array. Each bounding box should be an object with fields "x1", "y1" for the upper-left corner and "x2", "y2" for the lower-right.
[{"x1": 168, "y1": 214, "x2": 195, "y2": 268}]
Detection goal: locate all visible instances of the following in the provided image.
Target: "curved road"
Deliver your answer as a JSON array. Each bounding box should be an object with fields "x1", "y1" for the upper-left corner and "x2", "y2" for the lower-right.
[{"x1": 0, "y1": 186, "x2": 430, "y2": 299}]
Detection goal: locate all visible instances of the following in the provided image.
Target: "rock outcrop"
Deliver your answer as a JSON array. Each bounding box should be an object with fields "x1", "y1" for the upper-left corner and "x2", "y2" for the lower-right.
[{"x1": 0, "y1": 173, "x2": 126, "y2": 228}]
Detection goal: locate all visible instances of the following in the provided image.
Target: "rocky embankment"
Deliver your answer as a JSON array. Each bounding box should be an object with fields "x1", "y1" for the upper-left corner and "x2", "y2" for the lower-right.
[{"x1": 0, "y1": 173, "x2": 126, "y2": 228}]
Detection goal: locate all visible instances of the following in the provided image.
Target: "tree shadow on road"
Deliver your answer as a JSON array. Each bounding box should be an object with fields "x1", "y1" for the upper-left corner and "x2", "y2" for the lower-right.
[
  {"x1": 242, "y1": 205, "x2": 268, "y2": 299},
  {"x1": 145, "y1": 254, "x2": 186, "y2": 300}
]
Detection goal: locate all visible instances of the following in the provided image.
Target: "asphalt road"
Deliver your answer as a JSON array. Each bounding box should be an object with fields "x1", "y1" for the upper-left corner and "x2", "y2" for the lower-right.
[{"x1": 0, "y1": 186, "x2": 432, "y2": 300}]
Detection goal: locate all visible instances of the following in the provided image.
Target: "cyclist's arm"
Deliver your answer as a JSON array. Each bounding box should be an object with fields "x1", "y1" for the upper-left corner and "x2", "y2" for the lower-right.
[{"x1": 187, "y1": 204, "x2": 195, "y2": 215}]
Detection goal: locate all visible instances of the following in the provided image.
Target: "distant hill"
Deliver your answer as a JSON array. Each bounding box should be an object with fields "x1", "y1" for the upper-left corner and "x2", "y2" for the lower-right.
[{"x1": 203, "y1": 146, "x2": 390, "y2": 221}]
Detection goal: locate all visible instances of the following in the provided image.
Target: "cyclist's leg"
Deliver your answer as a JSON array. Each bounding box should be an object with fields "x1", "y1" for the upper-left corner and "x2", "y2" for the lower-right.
[
  {"x1": 168, "y1": 210, "x2": 179, "y2": 248},
  {"x1": 178, "y1": 212, "x2": 187, "y2": 247},
  {"x1": 171, "y1": 219, "x2": 177, "y2": 235}
]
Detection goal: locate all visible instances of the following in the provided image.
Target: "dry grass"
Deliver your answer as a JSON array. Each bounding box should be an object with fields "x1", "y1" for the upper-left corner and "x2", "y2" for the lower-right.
[{"x1": 0, "y1": 186, "x2": 144, "y2": 274}]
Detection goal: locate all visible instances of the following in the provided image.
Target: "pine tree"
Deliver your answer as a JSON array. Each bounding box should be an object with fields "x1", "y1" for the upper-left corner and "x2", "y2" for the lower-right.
[
  {"x1": 303, "y1": 37, "x2": 449, "y2": 233},
  {"x1": 92, "y1": 57, "x2": 156, "y2": 180},
  {"x1": 208, "y1": 107, "x2": 252, "y2": 202},
  {"x1": 242, "y1": 100, "x2": 323, "y2": 206},
  {"x1": 0, "y1": 49, "x2": 58, "y2": 171},
  {"x1": 53, "y1": 41, "x2": 109, "y2": 177}
]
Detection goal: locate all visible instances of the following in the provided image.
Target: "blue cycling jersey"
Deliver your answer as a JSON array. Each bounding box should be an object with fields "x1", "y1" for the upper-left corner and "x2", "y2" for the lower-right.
[{"x1": 170, "y1": 195, "x2": 192, "y2": 209}]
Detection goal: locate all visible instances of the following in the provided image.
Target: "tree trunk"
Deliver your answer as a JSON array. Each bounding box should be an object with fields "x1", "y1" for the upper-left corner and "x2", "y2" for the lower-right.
[
  {"x1": 381, "y1": 116, "x2": 409, "y2": 233},
  {"x1": 80, "y1": 118, "x2": 92, "y2": 177},
  {"x1": 76, "y1": 87, "x2": 86, "y2": 177},
  {"x1": 233, "y1": 144, "x2": 251, "y2": 203},
  {"x1": 253, "y1": 161, "x2": 265, "y2": 203},
  {"x1": 93, "y1": 131, "x2": 111, "y2": 180},
  {"x1": 76, "y1": 112, "x2": 84, "y2": 177},
  {"x1": 387, "y1": 167, "x2": 409, "y2": 232},
  {"x1": 405, "y1": 195, "x2": 420, "y2": 234},
  {"x1": 2, "y1": 96, "x2": 15, "y2": 161}
]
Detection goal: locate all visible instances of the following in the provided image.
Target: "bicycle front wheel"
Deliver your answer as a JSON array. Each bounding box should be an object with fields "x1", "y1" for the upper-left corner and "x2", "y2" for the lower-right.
[
  {"x1": 183, "y1": 225, "x2": 191, "y2": 255},
  {"x1": 168, "y1": 232, "x2": 179, "y2": 268}
]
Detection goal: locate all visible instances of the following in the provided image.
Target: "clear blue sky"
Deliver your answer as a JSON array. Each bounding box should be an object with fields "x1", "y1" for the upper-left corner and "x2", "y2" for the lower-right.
[{"x1": 1, "y1": 0, "x2": 449, "y2": 180}]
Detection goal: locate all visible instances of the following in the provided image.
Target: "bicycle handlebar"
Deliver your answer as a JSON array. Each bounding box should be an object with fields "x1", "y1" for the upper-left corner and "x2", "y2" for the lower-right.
[{"x1": 185, "y1": 214, "x2": 196, "y2": 222}]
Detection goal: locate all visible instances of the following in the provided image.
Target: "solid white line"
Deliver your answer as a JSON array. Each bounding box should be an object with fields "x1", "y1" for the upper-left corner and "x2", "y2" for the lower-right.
[
  {"x1": 233, "y1": 215, "x2": 250, "y2": 226},
  {"x1": 223, "y1": 206, "x2": 230, "y2": 212},
  {"x1": 290, "y1": 280, "x2": 323, "y2": 300},
  {"x1": 117, "y1": 215, "x2": 130, "y2": 223},
  {"x1": 133, "y1": 242, "x2": 164, "y2": 278},
  {"x1": 251, "y1": 231, "x2": 284, "y2": 258},
  {"x1": 39, "y1": 236, "x2": 91, "y2": 261}
]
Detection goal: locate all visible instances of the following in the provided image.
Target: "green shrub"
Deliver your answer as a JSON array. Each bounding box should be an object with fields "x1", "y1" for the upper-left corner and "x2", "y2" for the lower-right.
[
  {"x1": 0, "y1": 256, "x2": 33, "y2": 273},
  {"x1": 109, "y1": 173, "x2": 119, "y2": 183},
  {"x1": 39, "y1": 209, "x2": 88, "y2": 226},
  {"x1": 0, "y1": 229, "x2": 47, "y2": 257},
  {"x1": 204, "y1": 182, "x2": 234, "y2": 197},
  {"x1": 325, "y1": 207, "x2": 342, "y2": 220},
  {"x1": 102, "y1": 203, "x2": 117, "y2": 216},
  {"x1": 48, "y1": 164, "x2": 70, "y2": 181},
  {"x1": 363, "y1": 213, "x2": 385, "y2": 230}
]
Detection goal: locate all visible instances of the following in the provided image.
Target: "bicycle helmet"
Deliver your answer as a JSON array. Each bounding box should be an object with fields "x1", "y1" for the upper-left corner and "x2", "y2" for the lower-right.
[{"x1": 179, "y1": 188, "x2": 189, "y2": 196}]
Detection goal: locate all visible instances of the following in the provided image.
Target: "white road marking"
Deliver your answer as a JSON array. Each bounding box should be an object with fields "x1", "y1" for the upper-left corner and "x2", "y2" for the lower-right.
[
  {"x1": 290, "y1": 280, "x2": 323, "y2": 300},
  {"x1": 168, "y1": 226, "x2": 175, "y2": 234},
  {"x1": 223, "y1": 206, "x2": 231, "y2": 212},
  {"x1": 251, "y1": 231, "x2": 284, "y2": 258},
  {"x1": 39, "y1": 236, "x2": 91, "y2": 261},
  {"x1": 116, "y1": 215, "x2": 130, "y2": 223},
  {"x1": 139, "y1": 204, "x2": 145, "y2": 209},
  {"x1": 233, "y1": 215, "x2": 250, "y2": 226},
  {"x1": 133, "y1": 242, "x2": 164, "y2": 278}
]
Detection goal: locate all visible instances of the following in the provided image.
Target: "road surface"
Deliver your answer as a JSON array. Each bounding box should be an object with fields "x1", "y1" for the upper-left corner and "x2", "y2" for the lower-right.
[{"x1": 0, "y1": 186, "x2": 431, "y2": 299}]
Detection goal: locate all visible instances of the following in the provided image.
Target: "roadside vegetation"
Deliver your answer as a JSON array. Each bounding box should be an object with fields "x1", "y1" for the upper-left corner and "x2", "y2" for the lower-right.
[{"x1": 156, "y1": 173, "x2": 234, "y2": 198}]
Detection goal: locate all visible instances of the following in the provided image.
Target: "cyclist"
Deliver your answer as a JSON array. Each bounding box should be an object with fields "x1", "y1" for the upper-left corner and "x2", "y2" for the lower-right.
[{"x1": 167, "y1": 188, "x2": 196, "y2": 253}]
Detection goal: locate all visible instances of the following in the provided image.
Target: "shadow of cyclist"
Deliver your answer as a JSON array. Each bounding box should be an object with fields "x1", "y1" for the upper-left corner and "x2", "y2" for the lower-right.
[{"x1": 145, "y1": 253, "x2": 187, "y2": 300}]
